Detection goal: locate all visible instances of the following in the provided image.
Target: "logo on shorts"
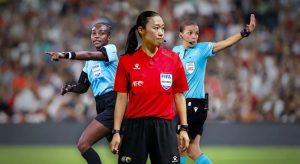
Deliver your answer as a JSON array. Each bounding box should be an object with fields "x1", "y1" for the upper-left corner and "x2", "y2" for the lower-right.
[
  {"x1": 194, "y1": 107, "x2": 198, "y2": 112},
  {"x1": 121, "y1": 156, "x2": 132, "y2": 163},
  {"x1": 160, "y1": 73, "x2": 172, "y2": 90},
  {"x1": 186, "y1": 62, "x2": 195, "y2": 74},
  {"x1": 171, "y1": 156, "x2": 179, "y2": 163}
]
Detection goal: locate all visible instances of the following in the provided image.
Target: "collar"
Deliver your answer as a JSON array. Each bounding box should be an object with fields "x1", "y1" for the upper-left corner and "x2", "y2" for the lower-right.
[{"x1": 137, "y1": 47, "x2": 161, "y2": 62}]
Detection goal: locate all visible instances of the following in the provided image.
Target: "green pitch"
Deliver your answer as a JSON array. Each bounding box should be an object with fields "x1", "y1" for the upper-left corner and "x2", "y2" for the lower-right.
[{"x1": 0, "y1": 145, "x2": 299, "y2": 164}]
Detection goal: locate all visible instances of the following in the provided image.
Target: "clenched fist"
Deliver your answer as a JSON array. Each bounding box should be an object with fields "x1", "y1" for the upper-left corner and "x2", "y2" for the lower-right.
[{"x1": 61, "y1": 84, "x2": 75, "y2": 95}]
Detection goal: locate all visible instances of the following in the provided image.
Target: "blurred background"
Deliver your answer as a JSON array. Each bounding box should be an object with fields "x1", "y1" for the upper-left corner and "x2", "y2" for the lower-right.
[{"x1": 0, "y1": 0, "x2": 300, "y2": 163}]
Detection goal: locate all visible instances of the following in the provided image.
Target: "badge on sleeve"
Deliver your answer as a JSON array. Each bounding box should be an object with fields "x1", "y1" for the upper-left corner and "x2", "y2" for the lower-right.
[
  {"x1": 186, "y1": 62, "x2": 195, "y2": 74},
  {"x1": 160, "y1": 74, "x2": 172, "y2": 90}
]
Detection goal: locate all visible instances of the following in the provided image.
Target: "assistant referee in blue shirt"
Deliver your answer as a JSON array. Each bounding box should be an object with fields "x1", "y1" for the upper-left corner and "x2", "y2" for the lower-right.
[{"x1": 46, "y1": 22, "x2": 118, "y2": 164}]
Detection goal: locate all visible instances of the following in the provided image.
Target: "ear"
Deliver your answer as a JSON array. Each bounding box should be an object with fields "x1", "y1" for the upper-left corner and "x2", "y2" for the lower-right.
[
  {"x1": 179, "y1": 33, "x2": 183, "y2": 38},
  {"x1": 137, "y1": 26, "x2": 144, "y2": 36}
]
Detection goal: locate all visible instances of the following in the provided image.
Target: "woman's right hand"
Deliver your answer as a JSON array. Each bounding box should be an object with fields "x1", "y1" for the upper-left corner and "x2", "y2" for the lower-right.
[
  {"x1": 60, "y1": 84, "x2": 74, "y2": 95},
  {"x1": 45, "y1": 52, "x2": 64, "y2": 61},
  {"x1": 110, "y1": 133, "x2": 121, "y2": 154}
]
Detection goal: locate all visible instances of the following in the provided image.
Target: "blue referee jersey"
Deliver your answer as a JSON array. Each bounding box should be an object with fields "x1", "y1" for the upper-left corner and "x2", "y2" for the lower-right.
[
  {"x1": 172, "y1": 42, "x2": 215, "y2": 99},
  {"x1": 83, "y1": 44, "x2": 118, "y2": 96}
]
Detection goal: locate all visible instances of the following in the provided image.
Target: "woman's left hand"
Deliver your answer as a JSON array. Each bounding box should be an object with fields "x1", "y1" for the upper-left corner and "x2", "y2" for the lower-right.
[
  {"x1": 178, "y1": 130, "x2": 190, "y2": 152},
  {"x1": 110, "y1": 133, "x2": 121, "y2": 154}
]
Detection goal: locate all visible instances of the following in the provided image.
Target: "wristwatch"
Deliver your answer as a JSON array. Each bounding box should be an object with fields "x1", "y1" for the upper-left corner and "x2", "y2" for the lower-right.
[
  {"x1": 112, "y1": 129, "x2": 120, "y2": 135},
  {"x1": 177, "y1": 124, "x2": 188, "y2": 134}
]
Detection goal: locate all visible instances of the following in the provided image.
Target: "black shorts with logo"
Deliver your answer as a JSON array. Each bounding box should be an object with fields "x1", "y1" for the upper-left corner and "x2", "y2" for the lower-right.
[
  {"x1": 119, "y1": 117, "x2": 180, "y2": 164},
  {"x1": 94, "y1": 91, "x2": 117, "y2": 141},
  {"x1": 186, "y1": 97, "x2": 208, "y2": 139}
]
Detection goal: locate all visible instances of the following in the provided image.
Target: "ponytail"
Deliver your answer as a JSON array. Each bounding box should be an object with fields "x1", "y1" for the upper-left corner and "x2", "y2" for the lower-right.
[{"x1": 125, "y1": 25, "x2": 138, "y2": 54}]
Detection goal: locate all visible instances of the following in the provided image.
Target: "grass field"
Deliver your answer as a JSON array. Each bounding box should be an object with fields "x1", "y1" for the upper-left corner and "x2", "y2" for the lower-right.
[{"x1": 0, "y1": 145, "x2": 300, "y2": 164}]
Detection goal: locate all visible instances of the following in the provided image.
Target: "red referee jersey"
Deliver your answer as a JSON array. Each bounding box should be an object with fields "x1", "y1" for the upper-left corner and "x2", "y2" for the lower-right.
[{"x1": 114, "y1": 47, "x2": 188, "y2": 119}]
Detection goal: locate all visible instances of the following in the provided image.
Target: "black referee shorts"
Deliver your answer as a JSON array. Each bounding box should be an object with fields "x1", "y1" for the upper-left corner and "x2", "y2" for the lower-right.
[
  {"x1": 94, "y1": 91, "x2": 117, "y2": 141},
  {"x1": 186, "y1": 98, "x2": 208, "y2": 139},
  {"x1": 119, "y1": 117, "x2": 180, "y2": 164}
]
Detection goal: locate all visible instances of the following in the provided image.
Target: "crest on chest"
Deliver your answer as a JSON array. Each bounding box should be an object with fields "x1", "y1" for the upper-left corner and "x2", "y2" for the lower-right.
[
  {"x1": 160, "y1": 74, "x2": 172, "y2": 90},
  {"x1": 186, "y1": 62, "x2": 195, "y2": 74}
]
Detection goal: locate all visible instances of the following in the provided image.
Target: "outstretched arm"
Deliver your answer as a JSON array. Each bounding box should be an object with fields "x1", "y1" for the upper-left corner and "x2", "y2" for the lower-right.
[
  {"x1": 213, "y1": 14, "x2": 256, "y2": 53},
  {"x1": 46, "y1": 51, "x2": 108, "y2": 61}
]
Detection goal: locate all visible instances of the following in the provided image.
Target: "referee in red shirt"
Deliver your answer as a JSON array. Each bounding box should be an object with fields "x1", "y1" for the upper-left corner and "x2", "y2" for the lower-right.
[{"x1": 110, "y1": 11, "x2": 190, "y2": 164}]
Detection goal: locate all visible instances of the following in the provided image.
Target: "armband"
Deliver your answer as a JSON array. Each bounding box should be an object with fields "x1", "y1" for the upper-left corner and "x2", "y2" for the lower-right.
[{"x1": 63, "y1": 52, "x2": 76, "y2": 59}]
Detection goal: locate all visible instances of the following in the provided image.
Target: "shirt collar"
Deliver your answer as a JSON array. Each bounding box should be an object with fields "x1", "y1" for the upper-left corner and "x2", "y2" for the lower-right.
[{"x1": 137, "y1": 47, "x2": 161, "y2": 62}]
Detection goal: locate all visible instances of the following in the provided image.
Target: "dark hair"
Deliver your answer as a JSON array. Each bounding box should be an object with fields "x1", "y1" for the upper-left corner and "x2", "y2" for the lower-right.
[
  {"x1": 179, "y1": 20, "x2": 198, "y2": 32},
  {"x1": 92, "y1": 22, "x2": 112, "y2": 35},
  {"x1": 125, "y1": 11, "x2": 160, "y2": 54}
]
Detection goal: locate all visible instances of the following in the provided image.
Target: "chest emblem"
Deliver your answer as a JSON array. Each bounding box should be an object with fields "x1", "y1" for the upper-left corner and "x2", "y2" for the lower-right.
[
  {"x1": 160, "y1": 74, "x2": 172, "y2": 90},
  {"x1": 92, "y1": 64, "x2": 101, "y2": 77},
  {"x1": 186, "y1": 62, "x2": 195, "y2": 74},
  {"x1": 133, "y1": 63, "x2": 141, "y2": 70}
]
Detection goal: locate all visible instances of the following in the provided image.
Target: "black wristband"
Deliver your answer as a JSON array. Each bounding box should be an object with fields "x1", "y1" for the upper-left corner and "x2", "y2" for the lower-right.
[
  {"x1": 240, "y1": 28, "x2": 251, "y2": 38},
  {"x1": 63, "y1": 52, "x2": 69, "y2": 59},
  {"x1": 112, "y1": 129, "x2": 120, "y2": 135},
  {"x1": 63, "y1": 52, "x2": 76, "y2": 59}
]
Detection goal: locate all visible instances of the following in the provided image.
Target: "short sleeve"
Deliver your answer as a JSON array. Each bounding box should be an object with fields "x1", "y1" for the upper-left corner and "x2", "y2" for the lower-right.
[
  {"x1": 201, "y1": 42, "x2": 215, "y2": 58},
  {"x1": 104, "y1": 44, "x2": 118, "y2": 62},
  {"x1": 114, "y1": 57, "x2": 128, "y2": 92},
  {"x1": 172, "y1": 46, "x2": 179, "y2": 54},
  {"x1": 82, "y1": 61, "x2": 88, "y2": 73}
]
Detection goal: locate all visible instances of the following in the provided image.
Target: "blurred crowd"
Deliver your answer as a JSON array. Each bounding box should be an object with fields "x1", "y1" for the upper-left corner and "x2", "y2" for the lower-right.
[{"x1": 0, "y1": 0, "x2": 299, "y2": 124}]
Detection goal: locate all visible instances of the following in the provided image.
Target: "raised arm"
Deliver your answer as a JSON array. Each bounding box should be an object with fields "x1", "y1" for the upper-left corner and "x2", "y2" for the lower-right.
[
  {"x1": 46, "y1": 51, "x2": 109, "y2": 61},
  {"x1": 213, "y1": 14, "x2": 256, "y2": 53}
]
